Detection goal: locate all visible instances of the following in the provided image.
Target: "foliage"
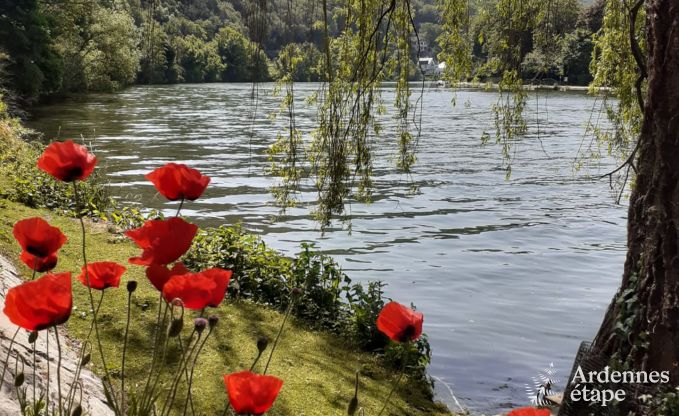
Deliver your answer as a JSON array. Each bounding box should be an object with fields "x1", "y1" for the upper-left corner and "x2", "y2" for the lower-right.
[
  {"x1": 214, "y1": 26, "x2": 271, "y2": 82},
  {"x1": 175, "y1": 34, "x2": 224, "y2": 82},
  {"x1": 81, "y1": 8, "x2": 141, "y2": 91},
  {"x1": 0, "y1": 0, "x2": 62, "y2": 101},
  {"x1": 182, "y1": 225, "x2": 432, "y2": 376},
  {"x1": 0, "y1": 132, "x2": 114, "y2": 219},
  {"x1": 272, "y1": 43, "x2": 324, "y2": 82},
  {"x1": 586, "y1": 0, "x2": 645, "y2": 163}
]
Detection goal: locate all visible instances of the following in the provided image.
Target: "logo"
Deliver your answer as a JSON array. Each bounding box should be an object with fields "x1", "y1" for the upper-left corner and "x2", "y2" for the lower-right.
[
  {"x1": 525, "y1": 363, "x2": 563, "y2": 406},
  {"x1": 567, "y1": 365, "x2": 670, "y2": 407}
]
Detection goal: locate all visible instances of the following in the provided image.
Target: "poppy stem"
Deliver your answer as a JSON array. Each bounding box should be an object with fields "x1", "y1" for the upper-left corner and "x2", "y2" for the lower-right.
[
  {"x1": 121, "y1": 288, "x2": 133, "y2": 411},
  {"x1": 220, "y1": 403, "x2": 233, "y2": 416},
  {"x1": 141, "y1": 294, "x2": 168, "y2": 410},
  {"x1": 376, "y1": 343, "x2": 410, "y2": 416},
  {"x1": 145, "y1": 301, "x2": 177, "y2": 413},
  {"x1": 181, "y1": 327, "x2": 213, "y2": 416},
  {"x1": 72, "y1": 181, "x2": 120, "y2": 414},
  {"x1": 46, "y1": 331, "x2": 50, "y2": 414},
  {"x1": 249, "y1": 350, "x2": 263, "y2": 372},
  {"x1": 160, "y1": 329, "x2": 199, "y2": 416},
  {"x1": 176, "y1": 198, "x2": 185, "y2": 217},
  {"x1": 55, "y1": 326, "x2": 64, "y2": 416},
  {"x1": 177, "y1": 334, "x2": 197, "y2": 415},
  {"x1": 0, "y1": 327, "x2": 20, "y2": 387},
  {"x1": 64, "y1": 342, "x2": 90, "y2": 414},
  {"x1": 263, "y1": 297, "x2": 294, "y2": 374},
  {"x1": 85, "y1": 291, "x2": 105, "y2": 340},
  {"x1": 30, "y1": 260, "x2": 37, "y2": 280},
  {"x1": 32, "y1": 339, "x2": 36, "y2": 407}
]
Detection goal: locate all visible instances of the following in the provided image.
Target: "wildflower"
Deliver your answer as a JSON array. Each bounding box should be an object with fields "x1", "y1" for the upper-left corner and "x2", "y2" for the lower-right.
[
  {"x1": 3, "y1": 272, "x2": 72, "y2": 331},
  {"x1": 127, "y1": 280, "x2": 138, "y2": 293},
  {"x1": 145, "y1": 262, "x2": 190, "y2": 291},
  {"x1": 223, "y1": 371, "x2": 283, "y2": 415},
  {"x1": 37, "y1": 139, "x2": 97, "y2": 182},
  {"x1": 125, "y1": 217, "x2": 198, "y2": 266},
  {"x1": 376, "y1": 301, "x2": 423, "y2": 343},
  {"x1": 507, "y1": 407, "x2": 552, "y2": 416},
  {"x1": 146, "y1": 163, "x2": 210, "y2": 201},
  {"x1": 13, "y1": 217, "x2": 67, "y2": 259},
  {"x1": 20, "y1": 251, "x2": 57, "y2": 273},
  {"x1": 77, "y1": 261, "x2": 126, "y2": 290},
  {"x1": 161, "y1": 268, "x2": 231, "y2": 310}
]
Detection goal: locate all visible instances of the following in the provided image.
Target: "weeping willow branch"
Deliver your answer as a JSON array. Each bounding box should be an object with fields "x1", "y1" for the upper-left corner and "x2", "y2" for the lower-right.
[
  {"x1": 597, "y1": 0, "x2": 647, "y2": 197},
  {"x1": 268, "y1": 0, "x2": 425, "y2": 229}
]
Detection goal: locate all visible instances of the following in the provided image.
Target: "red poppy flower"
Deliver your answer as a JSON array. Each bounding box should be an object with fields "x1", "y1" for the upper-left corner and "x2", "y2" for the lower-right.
[
  {"x1": 146, "y1": 163, "x2": 211, "y2": 201},
  {"x1": 37, "y1": 139, "x2": 97, "y2": 182},
  {"x1": 162, "y1": 268, "x2": 231, "y2": 310},
  {"x1": 125, "y1": 217, "x2": 198, "y2": 266},
  {"x1": 223, "y1": 371, "x2": 283, "y2": 415},
  {"x1": 202, "y1": 268, "x2": 232, "y2": 306},
  {"x1": 376, "y1": 301, "x2": 424, "y2": 343},
  {"x1": 3, "y1": 272, "x2": 72, "y2": 331},
  {"x1": 20, "y1": 251, "x2": 58, "y2": 273},
  {"x1": 145, "y1": 262, "x2": 190, "y2": 292},
  {"x1": 507, "y1": 407, "x2": 551, "y2": 416},
  {"x1": 13, "y1": 217, "x2": 67, "y2": 258},
  {"x1": 77, "y1": 261, "x2": 126, "y2": 290}
]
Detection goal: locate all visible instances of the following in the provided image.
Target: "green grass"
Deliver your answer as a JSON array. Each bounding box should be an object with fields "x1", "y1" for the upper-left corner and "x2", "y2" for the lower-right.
[{"x1": 0, "y1": 199, "x2": 452, "y2": 415}]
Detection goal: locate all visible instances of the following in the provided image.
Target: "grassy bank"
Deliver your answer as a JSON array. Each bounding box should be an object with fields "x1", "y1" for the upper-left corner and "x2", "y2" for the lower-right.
[{"x1": 0, "y1": 112, "x2": 453, "y2": 414}]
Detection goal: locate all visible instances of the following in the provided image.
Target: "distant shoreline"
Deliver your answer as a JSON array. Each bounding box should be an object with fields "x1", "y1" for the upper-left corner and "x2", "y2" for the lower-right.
[{"x1": 420, "y1": 80, "x2": 610, "y2": 93}]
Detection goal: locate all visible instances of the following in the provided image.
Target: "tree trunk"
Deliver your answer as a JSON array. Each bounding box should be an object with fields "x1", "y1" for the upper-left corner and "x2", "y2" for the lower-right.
[{"x1": 563, "y1": 1, "x2": 679, "y2": 413}]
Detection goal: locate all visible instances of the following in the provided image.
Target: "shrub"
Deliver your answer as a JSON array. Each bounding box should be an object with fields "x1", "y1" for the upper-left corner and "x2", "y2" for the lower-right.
[
  {"x1": 183, "y1": 226, "x2": 432, "y2": 378},
  {"x1": 0, "y1": 132, "x2": 115, "y2": 219}
]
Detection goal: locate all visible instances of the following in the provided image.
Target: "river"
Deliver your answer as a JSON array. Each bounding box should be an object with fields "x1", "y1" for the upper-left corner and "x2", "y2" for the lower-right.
[{"x1": 28, "y1": 83, "x2": 626, "y2": 414}]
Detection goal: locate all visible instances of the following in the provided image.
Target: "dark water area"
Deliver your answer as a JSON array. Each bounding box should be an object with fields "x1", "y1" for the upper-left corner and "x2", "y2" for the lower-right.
[{"x1": 28, "y1": 83, "x2": 627, "y2": 414}]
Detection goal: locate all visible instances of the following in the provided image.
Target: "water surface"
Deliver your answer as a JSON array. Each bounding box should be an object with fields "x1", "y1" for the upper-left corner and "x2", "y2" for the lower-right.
[{"x1": 28, "y1": 83, "x2": 626, "y2": 414}]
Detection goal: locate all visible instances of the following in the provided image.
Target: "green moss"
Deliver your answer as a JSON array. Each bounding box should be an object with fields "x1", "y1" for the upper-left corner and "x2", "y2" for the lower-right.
[{"x1": 0, "y1": 198, "x2": 452, "y2": 415}]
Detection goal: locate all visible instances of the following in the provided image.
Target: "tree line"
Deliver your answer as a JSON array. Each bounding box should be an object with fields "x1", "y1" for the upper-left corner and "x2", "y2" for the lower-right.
[{"x1": 0, "y1": 0, "x2": 601, "y2": 106}]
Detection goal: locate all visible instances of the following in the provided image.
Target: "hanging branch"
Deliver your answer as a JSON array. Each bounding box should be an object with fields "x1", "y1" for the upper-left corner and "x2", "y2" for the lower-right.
[{"x1": 600, "y1": 0, "x2": 646, "y2": 192}]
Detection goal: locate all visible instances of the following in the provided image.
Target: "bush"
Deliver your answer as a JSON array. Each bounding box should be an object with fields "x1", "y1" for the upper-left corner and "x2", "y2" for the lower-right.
[
  {"x1": 0, "y1": 129, "x2": 115, "y2": 218},
  {"x1": 183, "y1": 225, "x2": 432, "y2": 378}
]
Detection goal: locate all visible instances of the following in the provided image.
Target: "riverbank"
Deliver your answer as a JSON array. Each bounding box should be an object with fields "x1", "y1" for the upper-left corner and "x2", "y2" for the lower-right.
[
  {"x1": 0, "y1": 105, "x2": 453, "y2": 414},
  {"x1": 418, "y1": 80, "x2": 606, "y2": 92}
]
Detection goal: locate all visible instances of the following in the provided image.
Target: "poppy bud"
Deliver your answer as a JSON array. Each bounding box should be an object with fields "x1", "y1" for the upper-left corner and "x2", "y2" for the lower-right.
[
  {"x1": 291, "y1": 287, "x2": 303, "y2": 298},
  {"x1": 71, "y1": 404, "x2": 82, "y2": 416},
  {"x1": 14, "y1": 373, "x2": 24, "y2": 387},
  {"x1": 168, "y1": 318, "x2": 183, "y2": 337},
  {"x1": 208, "y1": 315, "x2": 219, "y2": 329},
  {"x1": 256, "y1": 336, "x2": 269, "y2": 353},
  {"x1": 194, "y1": 318, "x2": 208, "y2": 334},
  {"x1": 81, "y1": 353, "x2": 91, "y2": 366},
  {"x1": 127, "y1": 280, "x2": 137, "y2": 293},
  {"x1": 28, "y1": 331, "x2": 38, "y2": 344}
]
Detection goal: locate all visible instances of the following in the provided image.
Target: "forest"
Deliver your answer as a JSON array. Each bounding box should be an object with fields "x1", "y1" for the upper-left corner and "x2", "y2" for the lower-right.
[{"x1": 0, "y1": 0, "x2": 601, "y2": 105}]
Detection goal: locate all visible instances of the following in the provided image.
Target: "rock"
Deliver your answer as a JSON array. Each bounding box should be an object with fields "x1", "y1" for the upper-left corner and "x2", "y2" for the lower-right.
[{"x1": 0, "y1": 255, "x2": 114, "y2": 416}]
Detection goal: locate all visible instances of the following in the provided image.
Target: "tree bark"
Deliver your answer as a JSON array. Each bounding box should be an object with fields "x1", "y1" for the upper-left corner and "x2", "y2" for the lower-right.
[{"x1": 564, "y1": 1, "x2": 679, "y2": 413}]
